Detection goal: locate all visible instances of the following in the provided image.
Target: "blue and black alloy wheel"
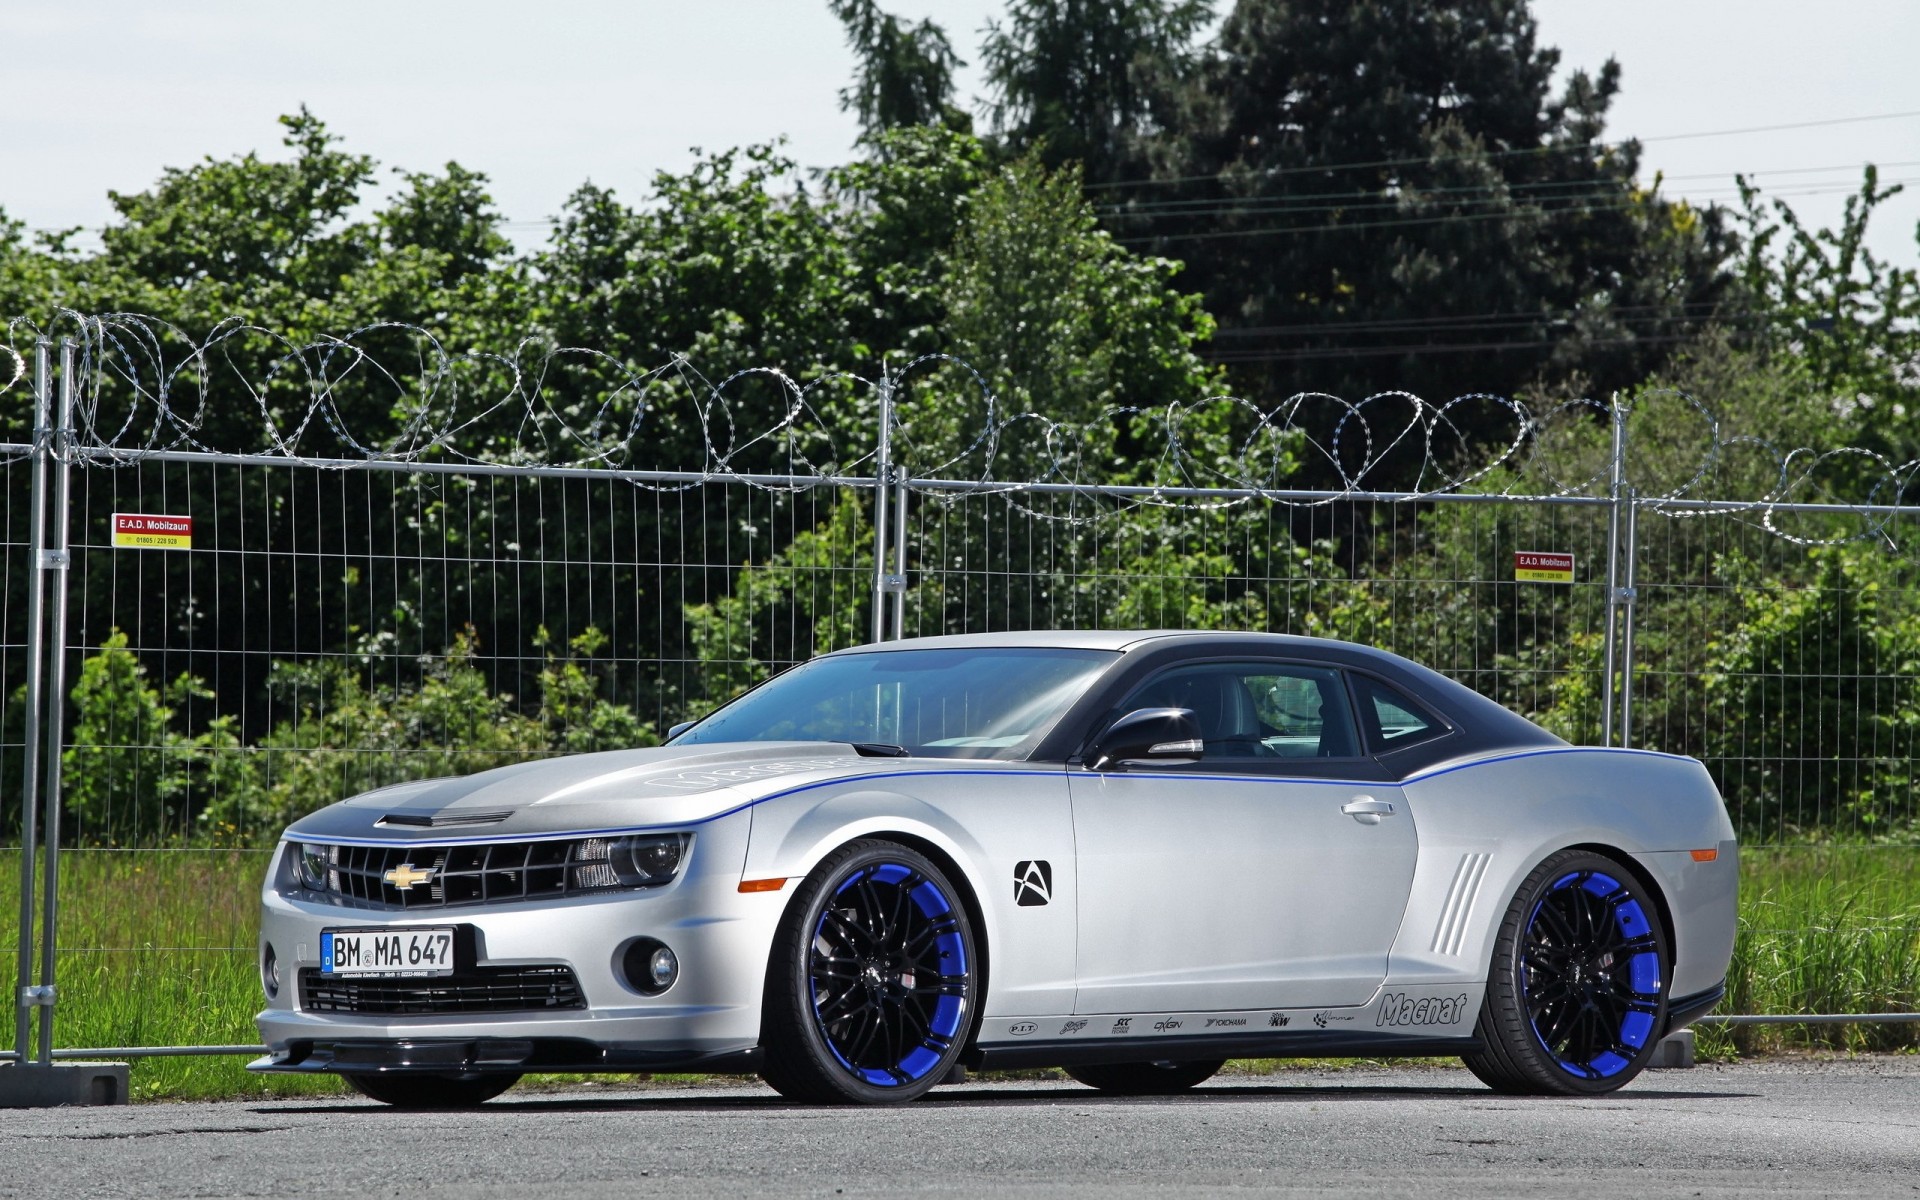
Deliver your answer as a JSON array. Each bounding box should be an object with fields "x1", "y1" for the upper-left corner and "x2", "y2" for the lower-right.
[
  {"x1": 809, "y1": 861, "x2": 971, "y2": 1087},
  {"x1": 761, "y1": 840, "x2": 977, "y2": 1103},
  {"x1": 1522, "y1": 869, "x2": 1664, "y2": 1080},
  {"x1": 1464, "y1": 848, "x2": 1671, "y2": 1096}
]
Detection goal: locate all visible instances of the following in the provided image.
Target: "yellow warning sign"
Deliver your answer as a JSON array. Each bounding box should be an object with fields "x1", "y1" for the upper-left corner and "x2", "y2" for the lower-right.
[
  {"x1": 1514, "y1": 551, "x2": 1574, "y2": 583},
  {"x1": 112, "y1": 512, "x2": 193, "y2": 550}
]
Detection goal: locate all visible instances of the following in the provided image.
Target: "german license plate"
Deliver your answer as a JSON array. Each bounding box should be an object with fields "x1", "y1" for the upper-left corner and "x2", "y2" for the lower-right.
[{"x1": 320, "y1": 927, "x2": 456, "y2": 976}]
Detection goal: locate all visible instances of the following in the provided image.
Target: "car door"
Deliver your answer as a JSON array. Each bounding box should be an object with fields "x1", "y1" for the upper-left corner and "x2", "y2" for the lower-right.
[{"x1": 1070, "y1": 660, "x2": 1419, "y2": 1014}]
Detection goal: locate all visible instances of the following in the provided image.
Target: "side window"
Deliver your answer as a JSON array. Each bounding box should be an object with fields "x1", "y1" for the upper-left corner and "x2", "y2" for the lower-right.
[
  {"x1": 1353, "y1": 674, "x2": 1447, "y2": 752},
  {"x1": 1118, "y1": 662, "x2": 1361, "y2": 760}
]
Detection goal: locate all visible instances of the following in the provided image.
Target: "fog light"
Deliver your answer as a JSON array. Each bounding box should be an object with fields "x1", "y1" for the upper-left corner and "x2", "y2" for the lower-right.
[
  {"x1": 621, "y1": 937, "x2": 678, "y2": 995},
  {"x1": 262, "y1": 943, "x2": 280, "y2": 1000},
  {"x1": 649, "y1": 945, "x2": 678, "y2": 990}
]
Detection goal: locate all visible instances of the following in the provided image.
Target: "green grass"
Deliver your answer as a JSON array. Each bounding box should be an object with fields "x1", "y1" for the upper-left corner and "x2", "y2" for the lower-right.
[
  {"x1": 1699, "y1": 845, "x2": 1920, "y2": 1057},
  {"x1": 0, "y1": 849, "x2": 343, "y2": 1100},
  {"x1": 3, "y1": 844, "x2": 1916, "y2": 1099}
]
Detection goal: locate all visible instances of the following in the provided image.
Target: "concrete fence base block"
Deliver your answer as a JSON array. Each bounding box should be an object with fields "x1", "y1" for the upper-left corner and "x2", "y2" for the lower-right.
[
  {"x1": 1648, "y1": 1029, "x2": 1696, "y2": 1069},
  {"x1": 0, "y1": 1062, "x2": 130, "y2": 1107}
]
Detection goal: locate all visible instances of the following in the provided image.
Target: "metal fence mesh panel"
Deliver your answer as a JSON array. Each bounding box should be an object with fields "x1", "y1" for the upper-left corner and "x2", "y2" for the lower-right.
[
  {"x1": 899, "y1": 490, "x2": 1616, "y2": 730},
  {"x1": 6, "y1": 317, "x2": 1919, "y2": 1066},
  {"x1": 53, "y1": 460, "x2": 863, "y2": 848},
  {"x1": 1629, "y1": 509, "x2": 1920, "y2": 843}
]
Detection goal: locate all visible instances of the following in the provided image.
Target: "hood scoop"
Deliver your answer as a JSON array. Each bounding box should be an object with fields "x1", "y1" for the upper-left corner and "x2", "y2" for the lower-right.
[{"x1": 379, "y1": 810, "x2": 513, "y2": 829}]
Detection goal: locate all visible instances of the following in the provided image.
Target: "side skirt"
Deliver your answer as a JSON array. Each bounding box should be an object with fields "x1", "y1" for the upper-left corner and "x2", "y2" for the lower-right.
[{"x1": 968, "y1": 1032, "x2": 1482, "y2": 1071}]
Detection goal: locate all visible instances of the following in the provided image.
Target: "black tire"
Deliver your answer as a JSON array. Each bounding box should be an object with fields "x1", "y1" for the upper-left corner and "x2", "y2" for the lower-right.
[
  {"x1": 1464, "y1": 849, "x2": 1671, "y2": 1096},
  {"x1": 344, "y1": 1072, "x2": 520, "y2": 1107},
  {"x1": 760, "y1": 840, "x2": 978, "y2": 1104},
  {"x1": 1065, "y1": 1059, "x2": 1225, "y2": 1095}
]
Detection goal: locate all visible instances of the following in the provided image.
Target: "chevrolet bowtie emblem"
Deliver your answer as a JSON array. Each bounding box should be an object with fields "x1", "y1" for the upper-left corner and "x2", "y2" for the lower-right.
[{"x1": 383, "y1": 863, "x2": 435, "y2": 889}]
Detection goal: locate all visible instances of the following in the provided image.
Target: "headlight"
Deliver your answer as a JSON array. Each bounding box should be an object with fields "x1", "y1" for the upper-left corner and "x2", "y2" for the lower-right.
[
  {"x1": 296, "y1": 843, "x2": 331, "y2": 891},
  {"x1": 570, "y1": 833, "x2": 690, "y2": 891}
]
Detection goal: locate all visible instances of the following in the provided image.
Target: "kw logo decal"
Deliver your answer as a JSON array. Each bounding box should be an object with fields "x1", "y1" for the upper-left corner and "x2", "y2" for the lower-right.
[
  {"x1": 1013, "y1": 860, "x2": 1052, "y2": 907},
  {"x1": 383, "y1": 863, "x2": 436, "y2": 889}
]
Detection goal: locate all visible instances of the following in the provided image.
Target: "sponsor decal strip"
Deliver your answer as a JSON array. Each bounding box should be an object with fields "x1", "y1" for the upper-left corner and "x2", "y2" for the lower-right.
[{"x1": 982, "y1": 993, "x2": 1479, "y2": 1043}]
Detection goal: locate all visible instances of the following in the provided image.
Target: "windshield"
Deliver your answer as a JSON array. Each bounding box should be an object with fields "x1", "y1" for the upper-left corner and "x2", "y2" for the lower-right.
[{"x1": 674, "y1": 647, "x2": 1117, "y2": 760}]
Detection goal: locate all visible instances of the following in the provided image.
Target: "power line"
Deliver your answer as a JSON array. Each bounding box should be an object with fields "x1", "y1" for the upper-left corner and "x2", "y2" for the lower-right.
[
  {"x1": 1210, "y1": 300, "x2": 1748, "y2": 339},
  {"x1": 1203, "y1": 331, "x2": 1716, "y2": 364},
  {"x1": 1097, "y1": 160, "x2": 1920, "y2": 219},
  {"x1": 1117, "y1": 176, "x2": 1920, "y2": 245},
  {"x1": 1084, "y1": 109, "x2": 1920, "y2": 192}
]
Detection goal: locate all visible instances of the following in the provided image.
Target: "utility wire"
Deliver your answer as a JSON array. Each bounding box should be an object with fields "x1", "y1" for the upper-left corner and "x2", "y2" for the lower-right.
[
  {"x1": 1097, "y1": 161, "x2": 1920, "y2": 219},
  {"x1": 1117, "y1": 176, "x2": 1920, "y2": 244},
  {"x1": 1084, "y1": 108, "x2": 1920, "y2": 191}
]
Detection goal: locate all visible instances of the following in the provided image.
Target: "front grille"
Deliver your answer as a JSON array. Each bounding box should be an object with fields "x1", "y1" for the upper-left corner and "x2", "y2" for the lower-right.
[
  {"x1": 314, "y1": 839, "x2": 622, "y2": 910},
  {"x1": 299, "y1": 966, "x2": 586, "y2": 1015}
]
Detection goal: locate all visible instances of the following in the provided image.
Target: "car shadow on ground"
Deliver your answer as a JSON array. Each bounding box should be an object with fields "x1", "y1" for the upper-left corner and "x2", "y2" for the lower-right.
[{"x1": 255, "y1": 1079, "x2": 1750, "y2": 1116}]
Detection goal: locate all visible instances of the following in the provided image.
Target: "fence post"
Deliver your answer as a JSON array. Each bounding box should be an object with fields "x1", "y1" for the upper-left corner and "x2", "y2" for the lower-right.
[
  {"x1": 871, "y1": 368, "x2": 894, "y2": 643},
  {"x1": 11, "y1": 340, "x2": 53, "y2": 1066},
  {"x1": 1600, "y1": 393, "x2": 1627, "y2": 747},
  {"x1": 891, "y1": 475, "x2": 908, "y2": 640},
  {"x1": 33, "y1": 339, "x2": 78, "y2": 1063},
  {"x1": 1617, "y1": 492, "x2": 1639, "y2": 749}
]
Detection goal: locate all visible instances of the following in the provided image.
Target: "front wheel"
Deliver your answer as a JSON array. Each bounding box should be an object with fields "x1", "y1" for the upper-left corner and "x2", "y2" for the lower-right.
[
  {"x1": 344, "y1": 1072, "x2": 520, "y2": 1107},
  {"x1": 1065, "y1": 1059, "x2": 1224, "y2": 1095},
  {"x1": 760, "y1": 840, "x2": 977, "y2": 1104},
  {"x1": 1464, "y1": 849, "x2": 1670, "y2": 1096}
]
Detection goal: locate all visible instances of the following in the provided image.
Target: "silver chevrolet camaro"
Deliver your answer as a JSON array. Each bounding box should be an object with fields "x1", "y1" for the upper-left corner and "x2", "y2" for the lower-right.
[{"x1": 251, "y1": 631, "x2": 1737, "y2": 1106}]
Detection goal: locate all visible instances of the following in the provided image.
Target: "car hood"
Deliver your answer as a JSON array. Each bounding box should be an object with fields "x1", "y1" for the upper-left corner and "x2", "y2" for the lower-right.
[{"x1": 282, "y1": 742, "x2": 938, "y2": 842}]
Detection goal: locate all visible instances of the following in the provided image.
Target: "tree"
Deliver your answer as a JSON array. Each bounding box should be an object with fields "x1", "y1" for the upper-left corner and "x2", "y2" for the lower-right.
[
  {"x1": 983, "y1": 0, "x2": 1212, "y2": 185},
  {"x1": 1732, "y1": 167, "x2": 1920, "y2": 465},
  {"x1": 935, "y1": 154, "x2": 1221, "y2": 482},
  {"x1": 1126, "y1": 0, "x2": 1733, "y2": 437},
  {"x1": 829, "y1": 0, "x2": 969, "y2": 137}
]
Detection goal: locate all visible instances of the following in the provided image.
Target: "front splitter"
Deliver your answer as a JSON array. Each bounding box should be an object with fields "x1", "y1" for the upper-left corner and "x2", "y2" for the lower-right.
[{"x1": 250, "y1": 1037, "x2": 762, "y2": 1076}]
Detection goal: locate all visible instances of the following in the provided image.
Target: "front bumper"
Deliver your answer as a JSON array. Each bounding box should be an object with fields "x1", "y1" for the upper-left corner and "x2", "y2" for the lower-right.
[
  {"x1": 250, "y1": 1036, "x2": 764, "y2": 1076},
  {"x1": 251, "y1": 817, "x2": 785, "y2": 1074}
]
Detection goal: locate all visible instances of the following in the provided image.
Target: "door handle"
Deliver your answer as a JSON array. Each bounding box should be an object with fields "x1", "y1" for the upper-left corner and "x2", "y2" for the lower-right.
[{"x1": 1341, "y1": 796, "x2": 1395, "y2": 825}]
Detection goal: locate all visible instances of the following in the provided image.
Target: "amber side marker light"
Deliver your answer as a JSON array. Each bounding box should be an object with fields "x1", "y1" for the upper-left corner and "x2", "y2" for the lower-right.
[
  {"x1": 1690, "y1": 848, "x2": 1719, "y2": 862},
  {"x1": 739, "y1": 877, "x2": 789, "y2": 893}
]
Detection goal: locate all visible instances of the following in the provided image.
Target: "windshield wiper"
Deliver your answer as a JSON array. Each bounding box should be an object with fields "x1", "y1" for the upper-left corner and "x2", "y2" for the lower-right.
[{"x1": 848, "y1": 742, "x2": 910, "y2": 758}]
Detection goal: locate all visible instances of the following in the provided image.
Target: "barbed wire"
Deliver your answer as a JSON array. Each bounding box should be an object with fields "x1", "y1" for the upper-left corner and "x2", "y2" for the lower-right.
[{"x1": 4, "y1": 311, "x2": 1917, "y2": 546}]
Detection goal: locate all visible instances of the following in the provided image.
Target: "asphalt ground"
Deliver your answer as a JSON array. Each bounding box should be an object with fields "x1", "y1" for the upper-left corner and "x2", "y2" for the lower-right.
[{"x1": 2, "y1": 1057, "x2": 1917, "y2": 1199}]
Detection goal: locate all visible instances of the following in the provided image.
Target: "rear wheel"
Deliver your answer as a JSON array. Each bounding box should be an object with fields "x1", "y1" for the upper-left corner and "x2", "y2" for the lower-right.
[
  {"x1": 344, "y1": 1072, "x2": 520, "y2": 1107},
  {"x1": 1464, "y1": 849, "x2": 1670, "y2": 1096},
  {"x1": 760, "y1": 840, "x2": 977, "y2": 1104},
  {"x1": 1065, "y1": 1059, "x2": 1225, "y2": 1095}
]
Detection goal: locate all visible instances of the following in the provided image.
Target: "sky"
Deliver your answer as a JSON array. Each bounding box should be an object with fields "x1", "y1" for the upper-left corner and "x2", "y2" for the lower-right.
[{"x1": 3, "y1": 0, "x2": 1917, "y2": 266}]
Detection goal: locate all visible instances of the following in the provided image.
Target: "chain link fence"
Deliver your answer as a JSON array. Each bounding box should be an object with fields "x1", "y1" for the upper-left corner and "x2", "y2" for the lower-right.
[{"x1": 5, "y1": 314, "x2": 1918, "y2": 1073}]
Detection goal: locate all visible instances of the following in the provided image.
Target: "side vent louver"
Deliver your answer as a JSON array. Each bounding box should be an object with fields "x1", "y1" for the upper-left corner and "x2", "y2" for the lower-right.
[{"x1": 1430, "y1": 852, "x2": 1492, "y2": 957}]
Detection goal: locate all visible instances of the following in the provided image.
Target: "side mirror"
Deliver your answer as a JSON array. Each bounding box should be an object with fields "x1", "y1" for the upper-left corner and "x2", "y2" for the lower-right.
[
  {"x1": 1086, "y1": 707, "x2": 1204, "y2": 771},
  {"x1": 666, "y1": 720, "x2": 696, "y2": 742}
]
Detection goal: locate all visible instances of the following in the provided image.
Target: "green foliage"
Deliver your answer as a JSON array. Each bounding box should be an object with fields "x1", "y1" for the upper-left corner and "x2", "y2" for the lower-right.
[
  {"x1": 983, "y1": 0, "x2": 1212, "y2": 185},
  {"x1": 61, "y1": 630, "x2": 253, "y2": 845},
  {"x1": 50, "y1": 627, "x2": 653, "y2": 845},
  {"x1": 1704, "y1": 546, "x2": 1920, "y2": 839},
  {"x1": 683, "y1": 493, "x2": 873, "y2": 708},
  {"x1": 830, "y1": 0, "x2": 969, "y2": 136},
  {"x1": 1732, "y1": 167, "x2": 1920, "y2": 463},
  {"x1": 936, "y1": 154, "x2": 1221, "y2": 480}
]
